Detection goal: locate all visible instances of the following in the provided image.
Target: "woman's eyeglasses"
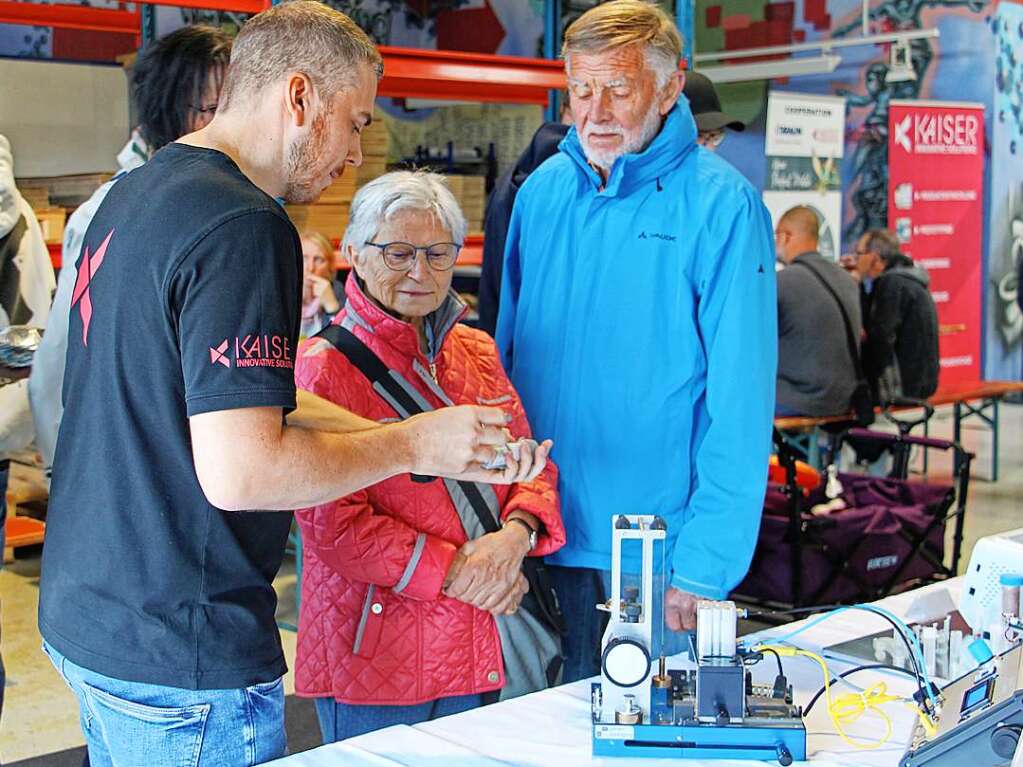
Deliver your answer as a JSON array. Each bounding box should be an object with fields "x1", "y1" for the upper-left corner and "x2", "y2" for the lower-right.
[{"x1": 365, "y1": 241, "x2": 462, "y2": 272}]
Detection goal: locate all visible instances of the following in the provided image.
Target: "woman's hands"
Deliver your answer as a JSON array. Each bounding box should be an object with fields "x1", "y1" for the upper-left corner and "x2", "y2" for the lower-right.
[{"x1": 442, "y1": 512, "x2": 541, "y2": 615}]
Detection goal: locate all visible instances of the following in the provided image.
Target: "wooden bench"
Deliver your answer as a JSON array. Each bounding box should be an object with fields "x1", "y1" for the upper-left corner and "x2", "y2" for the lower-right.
[
  {"x1": 3, "y1": 457, "x2": 48, "y2": 563},
  {"x1": 774, "y1": 380, "x2": 1023, "y2": 480}
]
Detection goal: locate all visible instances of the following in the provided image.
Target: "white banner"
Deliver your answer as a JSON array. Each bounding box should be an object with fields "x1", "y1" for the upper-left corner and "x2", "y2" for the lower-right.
[{"x1": 764, "y1": 91, "x2": 847, "y2": 261}]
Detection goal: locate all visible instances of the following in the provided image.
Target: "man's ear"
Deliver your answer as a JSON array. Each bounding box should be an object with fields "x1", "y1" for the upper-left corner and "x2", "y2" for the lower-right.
[
  {"x1": 285, "y1": 72, "x2": 315, "y2": 128},
  {"x1": 658, "y1": 69, "x2": 684, "y2": 116}
]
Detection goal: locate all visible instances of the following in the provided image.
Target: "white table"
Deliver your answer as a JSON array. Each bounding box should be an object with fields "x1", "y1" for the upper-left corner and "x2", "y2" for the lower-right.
[{"x1": 269, "y1": 580, "x2": 961, "y2": 766}]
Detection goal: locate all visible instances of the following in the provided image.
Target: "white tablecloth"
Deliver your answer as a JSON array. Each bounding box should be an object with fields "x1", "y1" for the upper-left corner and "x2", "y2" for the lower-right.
[{"x1": 269, "y1": 580, "x2": 962, "y2": 767}]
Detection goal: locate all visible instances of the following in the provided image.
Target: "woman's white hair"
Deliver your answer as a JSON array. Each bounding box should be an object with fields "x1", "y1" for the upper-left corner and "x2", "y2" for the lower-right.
[{"x1": 343, "y1": 170, "x2": 467, "y2": 255}]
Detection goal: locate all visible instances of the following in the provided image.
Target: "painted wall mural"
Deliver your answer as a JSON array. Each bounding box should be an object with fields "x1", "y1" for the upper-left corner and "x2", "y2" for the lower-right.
[
  {"x1": 709, "y1": 0, "x2": 995, "y2": 253},
  {"x1": 984, "y1": 0, "x2": 1023, "y2": 380}
]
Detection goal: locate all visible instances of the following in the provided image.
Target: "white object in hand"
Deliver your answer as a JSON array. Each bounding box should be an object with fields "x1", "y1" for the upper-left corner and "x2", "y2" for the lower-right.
[{"x1": 482, "y1": 440, "x2": 525, "y2": 470}]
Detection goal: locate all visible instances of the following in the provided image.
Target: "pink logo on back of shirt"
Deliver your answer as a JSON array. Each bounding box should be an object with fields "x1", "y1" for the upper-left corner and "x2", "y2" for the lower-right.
[{"x1": 70, "y1": 229, "x2": 114, "y2": 347}]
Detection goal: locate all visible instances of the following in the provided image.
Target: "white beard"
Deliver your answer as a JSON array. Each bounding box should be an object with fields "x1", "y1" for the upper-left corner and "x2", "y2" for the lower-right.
[{"x1": 581, "y1": 107, "x2": 664, "y2": 174}]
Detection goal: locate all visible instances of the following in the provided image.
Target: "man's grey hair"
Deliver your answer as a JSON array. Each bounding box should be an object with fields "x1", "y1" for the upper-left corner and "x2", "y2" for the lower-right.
[
  {"x1": 219, "y1": 0, "x2": 383, "y2": 109},
  {"x1": 863, "y1": 228, "x2": 902, "y2": 264},
  {"x1": 343, "y1": 170, "x2": 468, "y2": 256},
  {"x1": 562, "y1": 0, "x2": 683, "y2": 89}
]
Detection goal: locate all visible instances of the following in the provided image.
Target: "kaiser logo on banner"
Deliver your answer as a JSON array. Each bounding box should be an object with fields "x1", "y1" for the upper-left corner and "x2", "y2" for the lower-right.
[
  {"x1": 888, "y1": 100, "x2": 984, "y2": 386},
  {"x1": 763, "y1": 92, "x2": 846, "y2": 261}
]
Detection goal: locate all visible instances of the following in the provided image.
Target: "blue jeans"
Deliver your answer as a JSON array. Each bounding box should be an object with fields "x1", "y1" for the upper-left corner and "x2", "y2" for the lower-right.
[
  {"x1": 43, "y1": 642, "x2": 285, "y2": 766},
  {"x1": 314, "y1": 693, "x2": 482, "y2": 742},
  {"x1": 547, "y1": 565, "x2": 690, "y2": 684}
]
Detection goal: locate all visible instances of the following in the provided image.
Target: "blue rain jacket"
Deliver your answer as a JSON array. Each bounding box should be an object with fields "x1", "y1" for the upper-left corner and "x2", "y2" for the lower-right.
[{"x1": 496, "y1": 102, "x2": 777, "y2": 599}]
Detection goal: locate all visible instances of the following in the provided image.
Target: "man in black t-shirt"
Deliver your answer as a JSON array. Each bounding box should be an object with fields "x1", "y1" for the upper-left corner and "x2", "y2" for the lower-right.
[{"x1": 38, "y1": 4, "x2": 541, "y2": 764}]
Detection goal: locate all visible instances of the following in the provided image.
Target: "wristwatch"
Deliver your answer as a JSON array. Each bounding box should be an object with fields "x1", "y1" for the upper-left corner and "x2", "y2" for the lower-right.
[{"x1": 504, "y1": 517, "x2": 537, "y2": 550}]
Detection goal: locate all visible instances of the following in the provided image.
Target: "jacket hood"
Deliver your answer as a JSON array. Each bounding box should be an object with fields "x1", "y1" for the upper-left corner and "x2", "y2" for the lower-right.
[
  {"x1": 510, "y1": 123, "x2": 570, "y2": 192},
  {"x1": 559, "y1": 102, "x2": 698, "y2": 196},
  {"x1": 0, "y1": 134, "x2": 18, "y2": 239},
  {"x1": 882, "y1": 258, "x2": 930, "y2": 288},
  {"x1": 341, "y1": 271, "x2": 467, "y2": 363}
]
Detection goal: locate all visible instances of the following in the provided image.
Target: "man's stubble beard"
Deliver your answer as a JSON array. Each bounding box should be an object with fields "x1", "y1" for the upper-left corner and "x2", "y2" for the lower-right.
[{"x1": 282, "y1": 111, "x2": 331, "y2": 205}]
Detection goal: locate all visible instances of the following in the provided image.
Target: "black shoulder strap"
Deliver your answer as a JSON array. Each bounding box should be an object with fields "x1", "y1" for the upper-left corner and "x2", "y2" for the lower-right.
[
  {"x1": 317, "y1": 323, "x2": 423, "y2": 418},
  {"x1": 792, "y1": 259, "x2": 865, "y2": 380},
  {"x1": 315, "y1": 322, "x2": 500, "y2": 532}
]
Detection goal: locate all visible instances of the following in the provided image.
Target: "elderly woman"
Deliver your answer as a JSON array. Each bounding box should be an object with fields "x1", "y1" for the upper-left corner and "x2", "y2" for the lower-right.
[{"x1": 294, "y1": 170, "x2": 565, "y2": 742}]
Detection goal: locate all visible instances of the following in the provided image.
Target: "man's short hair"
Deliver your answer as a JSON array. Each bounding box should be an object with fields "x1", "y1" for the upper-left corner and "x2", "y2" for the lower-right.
[
  {"x1": 562, "y1": 0, "x2": 683, "y2": 88},
  {"x1": 862, "y1": 228, "x2": 902, "y2": 264},
  {"x1": 219, "y1": 0, "x2": 383, "y2": 110},
  {"x1": 132, "y1": 25, "x2": 232, "y2": 152},
  {"x1": 778, "y1": 206, "x2": 819, "y2": 242}
]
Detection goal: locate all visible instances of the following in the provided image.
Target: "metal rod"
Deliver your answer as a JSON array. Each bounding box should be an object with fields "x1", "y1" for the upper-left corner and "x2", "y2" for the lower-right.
[
  {"x1": 543, "y1": 0, "x2": 561, "y2": 123},
  {"x1": 693, "y1": 27, "x2": 937, "y2": 63},
  {"x1": 676, "y1": 0, "x2": 695, "y2": 69}
]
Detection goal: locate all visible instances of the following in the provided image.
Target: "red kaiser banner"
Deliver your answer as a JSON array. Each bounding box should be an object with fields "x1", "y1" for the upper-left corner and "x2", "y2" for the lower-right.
[{"x1": 888, "y1": 100, "x2": 985, "y2": 385}]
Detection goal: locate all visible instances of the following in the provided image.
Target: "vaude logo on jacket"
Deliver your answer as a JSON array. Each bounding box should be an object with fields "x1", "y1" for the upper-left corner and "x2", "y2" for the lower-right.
[
  {"x1": 638, "y1": 231, "x2": 677, "y2": 242},
  {"x1": 894, "y1": 112, "x2": 980, "y2": 155},
  {"x1": 209, "y1": 334, "x2": 293, "y2": 369}
]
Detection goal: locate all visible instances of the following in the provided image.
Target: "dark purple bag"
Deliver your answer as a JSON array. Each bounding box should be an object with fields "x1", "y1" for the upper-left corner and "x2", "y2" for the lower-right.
[{"x1": 734, "y1": 474, "x2": 954, "y2": 606}]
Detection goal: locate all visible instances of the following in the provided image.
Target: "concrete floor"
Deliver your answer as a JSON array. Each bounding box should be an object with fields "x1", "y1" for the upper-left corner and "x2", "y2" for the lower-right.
[{"x1": 1, "y1": 402, "x2": 1021, "y2": 763}]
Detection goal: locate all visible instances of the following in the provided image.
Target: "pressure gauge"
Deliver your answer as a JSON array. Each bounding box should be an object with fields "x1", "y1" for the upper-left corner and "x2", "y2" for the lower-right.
[{"x1": 601, "y1": 637, "x2": 651, "y2": 688}]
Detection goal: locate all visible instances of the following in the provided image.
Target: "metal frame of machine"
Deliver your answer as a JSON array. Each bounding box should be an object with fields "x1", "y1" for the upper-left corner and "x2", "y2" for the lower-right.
[{"x1": 591, "y1": 515, "x2": 807, "y2": 764}]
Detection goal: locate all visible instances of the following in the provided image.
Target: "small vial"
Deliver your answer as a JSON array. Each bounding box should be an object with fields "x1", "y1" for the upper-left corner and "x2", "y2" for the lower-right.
[{"x1": 1000, "y1": 573, "x2": 1023, "y2": 618}]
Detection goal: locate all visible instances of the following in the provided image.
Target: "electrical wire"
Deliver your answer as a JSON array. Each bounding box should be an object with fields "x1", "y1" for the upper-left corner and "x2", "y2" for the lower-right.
[
  {"x1": 804, "y1": 663, "x2": 922, "y2": 714},
  {"x1": 748, "y1": 605, "x2": 922, "y2": 682},
  {"x1": 756, "y1": 645, "x2": 929, "y2": 750},
  {"x1": 758, "y1": 647, "x2": 785, "y2": 678},
  {"x1": 752, "y1": 604, "x2": 937, "y2": 714}
]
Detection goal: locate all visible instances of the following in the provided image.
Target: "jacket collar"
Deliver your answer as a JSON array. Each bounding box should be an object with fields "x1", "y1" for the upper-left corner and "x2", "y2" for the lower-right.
[
  {"x1": 559, "y1": 101, "x2": 698, "y2": 196},
  {"x1": 341, "y1": 272, "x2": 467, "y2": 363}
]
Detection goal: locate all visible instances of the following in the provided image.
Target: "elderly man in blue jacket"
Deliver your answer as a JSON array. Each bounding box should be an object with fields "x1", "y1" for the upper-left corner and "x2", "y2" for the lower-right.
[{"x1": 496, "y1": 0, "x2": 777, "y2": 682}]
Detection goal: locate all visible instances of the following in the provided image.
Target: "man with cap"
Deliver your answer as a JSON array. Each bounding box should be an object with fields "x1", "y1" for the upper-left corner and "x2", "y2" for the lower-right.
[{"x1": 683, "y1": 71, "x2": 744, "y2": 150}]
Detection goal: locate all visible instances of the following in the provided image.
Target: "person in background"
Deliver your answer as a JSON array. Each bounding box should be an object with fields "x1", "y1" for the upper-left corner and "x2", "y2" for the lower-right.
[
  {"x1": 37, "y1": 4, "x2": 524, "y2": 764},
  {"x1": 294, "y1": 171, "x2": 564, "y2": 741},
  {"x1": 300, "y1": 229, "x2": 341, "y2": 337},
  {"x1": 477, "y1": 94, "x2": 572, "y2": 337},
  {"x1": 854, "y1": 228, "x2": 940, "y2": 401},
  {"x1": 29, "y1": 25, "x2": 232, "y2": 478},
  {"x1": 774, "y1": 206, "x2": 861, "y2": 416},
  {"x1": 496, "y1": 0, "x2": 776, "y2": 680},
  {"x1": 682, "y1": 71, "x2": 745, "y2": 150},
  {"x1": 0, "y1": 133, "x2": 56, "y2": 725}
]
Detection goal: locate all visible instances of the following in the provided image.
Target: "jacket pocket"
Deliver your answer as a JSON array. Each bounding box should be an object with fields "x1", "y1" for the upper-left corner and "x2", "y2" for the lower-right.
[{"x1": 352, "y1": 584, "x2": 385, "y2": 659}]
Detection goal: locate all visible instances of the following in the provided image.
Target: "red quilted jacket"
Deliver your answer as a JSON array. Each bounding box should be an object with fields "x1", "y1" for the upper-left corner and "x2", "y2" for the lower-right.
[{"x1": 293, "y1": 275, "x2": 565, "y2": 705}]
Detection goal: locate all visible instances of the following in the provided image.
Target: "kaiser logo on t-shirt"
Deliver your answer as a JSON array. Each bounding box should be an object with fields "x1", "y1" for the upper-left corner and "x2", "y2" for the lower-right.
[{"x1": 209, "y1": 333, "x2": 293, "y2": 370}]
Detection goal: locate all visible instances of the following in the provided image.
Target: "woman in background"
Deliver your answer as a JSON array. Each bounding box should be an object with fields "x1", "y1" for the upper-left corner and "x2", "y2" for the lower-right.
[{"x1": 300, "y1": 229, "x2": 341, "y2": 338}]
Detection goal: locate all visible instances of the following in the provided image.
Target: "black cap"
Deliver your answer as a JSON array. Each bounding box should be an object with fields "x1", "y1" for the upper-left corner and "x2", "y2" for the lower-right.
[{"x1": 683, "y1": 71, "x2": 745, "y2": 133}]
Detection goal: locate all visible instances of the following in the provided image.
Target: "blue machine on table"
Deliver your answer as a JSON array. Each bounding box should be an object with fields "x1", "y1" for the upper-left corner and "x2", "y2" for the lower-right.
[{"x1": 591, "y1": 515, "x2": 806, "y2": 765}]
